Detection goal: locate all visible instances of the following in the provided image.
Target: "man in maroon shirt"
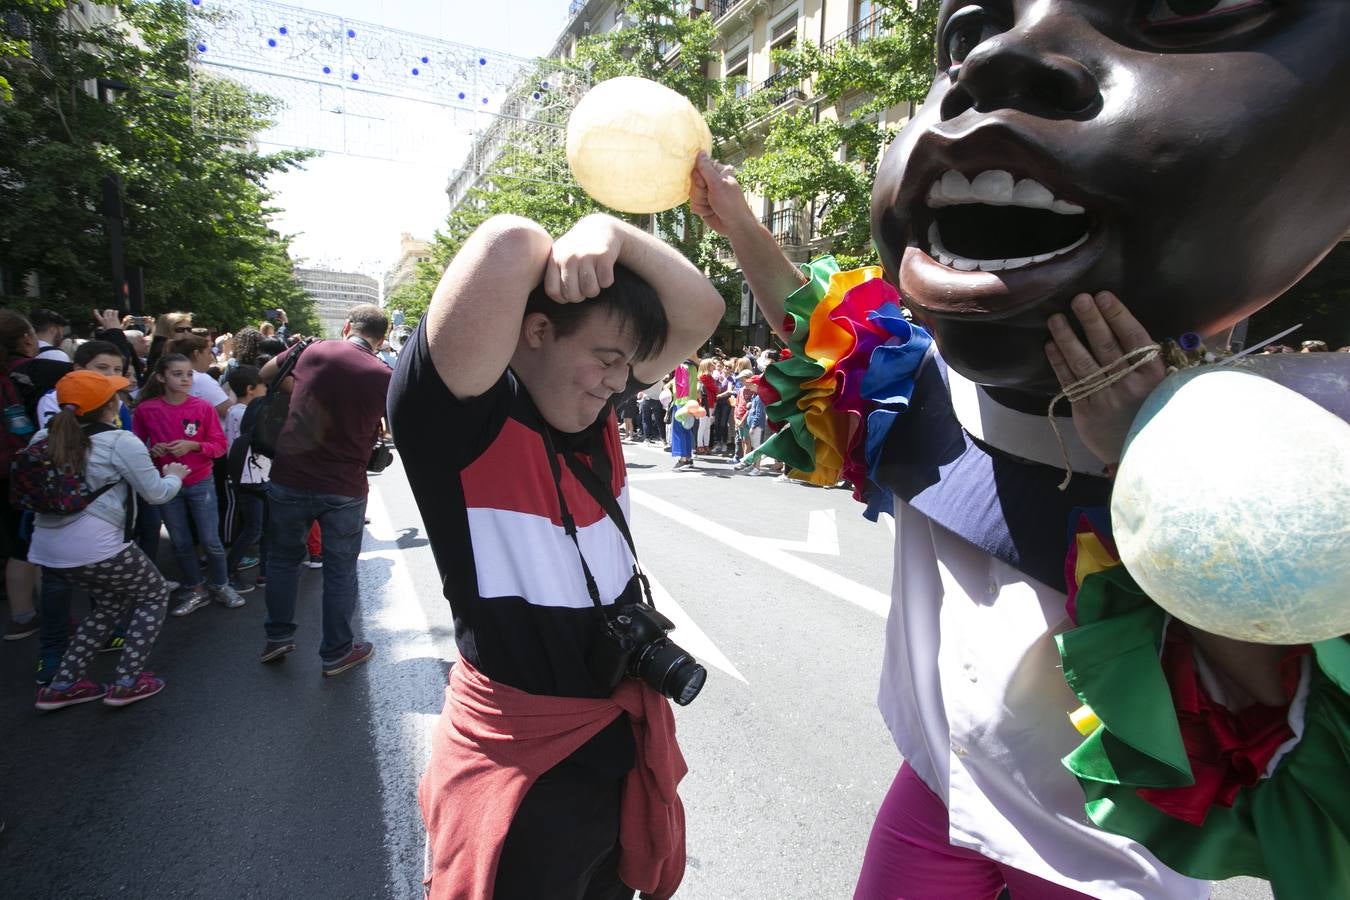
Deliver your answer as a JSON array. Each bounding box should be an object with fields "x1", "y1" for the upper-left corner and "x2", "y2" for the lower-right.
[{"x1": 258, "y1": 305, "x2": 391, "y2": 675}]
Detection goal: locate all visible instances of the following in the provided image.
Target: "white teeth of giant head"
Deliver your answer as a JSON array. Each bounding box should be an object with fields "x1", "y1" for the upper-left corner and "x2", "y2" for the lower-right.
[
  {"x1": 925, "y1": 169, "x2": 1089, "y2": 273},
  {"x1": 927, "y1": 170, "x2": 1084, "y2": 215}
]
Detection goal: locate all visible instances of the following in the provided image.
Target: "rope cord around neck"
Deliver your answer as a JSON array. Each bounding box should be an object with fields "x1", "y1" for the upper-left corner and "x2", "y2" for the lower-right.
[{"x1": 1047, "y1": 343, "x2": 1160, "y2": 491}]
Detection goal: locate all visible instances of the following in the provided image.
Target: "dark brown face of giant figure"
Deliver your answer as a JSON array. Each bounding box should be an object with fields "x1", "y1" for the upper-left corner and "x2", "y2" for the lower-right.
[{"x1": 871, "y1": 0, "x2": 1350, "y2": 396}]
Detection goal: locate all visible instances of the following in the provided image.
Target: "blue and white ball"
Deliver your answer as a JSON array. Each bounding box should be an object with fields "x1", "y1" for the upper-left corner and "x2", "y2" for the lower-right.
[{"x1": 1111, "y1": 356, "x2": 1350, "y2": 644}]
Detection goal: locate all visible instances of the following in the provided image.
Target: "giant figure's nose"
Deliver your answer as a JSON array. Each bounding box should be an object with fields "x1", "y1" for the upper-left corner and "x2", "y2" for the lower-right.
[{"x1": 940, "y1": 11, "x2": 1100, "y2": 122}]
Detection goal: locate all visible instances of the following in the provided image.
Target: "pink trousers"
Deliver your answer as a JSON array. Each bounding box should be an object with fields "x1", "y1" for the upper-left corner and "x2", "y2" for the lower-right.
[{"x1": 854, "y1": 765, "x2": 1098, "y2": 900}]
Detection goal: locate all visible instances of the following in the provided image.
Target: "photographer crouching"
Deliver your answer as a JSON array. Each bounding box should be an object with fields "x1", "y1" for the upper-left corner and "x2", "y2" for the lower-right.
[{"x1": 388, "y1": 212, "x2": 725, "y2": 900}]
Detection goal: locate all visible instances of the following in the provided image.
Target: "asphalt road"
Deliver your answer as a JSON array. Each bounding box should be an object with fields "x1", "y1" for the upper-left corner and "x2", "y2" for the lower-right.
[{"x1": 0, "y1": 444, "x2": 1273, "y2": 900}]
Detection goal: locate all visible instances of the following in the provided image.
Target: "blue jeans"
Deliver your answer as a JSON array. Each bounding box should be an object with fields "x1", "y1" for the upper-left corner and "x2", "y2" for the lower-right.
[
  {"x1": 38, "y1": 568, "x2": 72, "y2": 659},
  {"x1": 263, "y1": 481, "x2": 366, "y2": 664},
  {"x1": 136, "y1": 501, "x2": 161, "y2": 561},
  {"x1": 226, "y1": 486, "x2": 269, "y2": 578},
  {"x1": 159, "y1": 478, "x2": 228, "y2": 588}
]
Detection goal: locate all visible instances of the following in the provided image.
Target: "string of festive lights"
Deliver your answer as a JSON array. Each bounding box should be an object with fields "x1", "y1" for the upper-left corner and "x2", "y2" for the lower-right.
[{"x1": 186, "y1": 0, "x2": 587, "y2": 180}]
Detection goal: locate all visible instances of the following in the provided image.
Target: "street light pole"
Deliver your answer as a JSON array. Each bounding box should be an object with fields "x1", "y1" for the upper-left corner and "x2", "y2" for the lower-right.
[
  {"x1": 96, "y1": 78, "x2": 131, "y2": 313},
  {"x1": 96, "y1": 77, "x2": 175, "y2": 315}
]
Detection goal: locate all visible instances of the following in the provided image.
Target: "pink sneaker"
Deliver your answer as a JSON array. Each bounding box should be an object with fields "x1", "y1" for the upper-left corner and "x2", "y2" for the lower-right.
[
  {"x1": 35, "y1": 679, "x2": 108, "y2": 711},
  {"x1": 103, "y1": 672, "x2": 166, "y2": 708}
]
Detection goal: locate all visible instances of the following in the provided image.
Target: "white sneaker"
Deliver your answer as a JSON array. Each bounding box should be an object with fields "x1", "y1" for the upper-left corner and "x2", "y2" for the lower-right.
[
  {"x1": 210, "y1": 584, "x2": 247, "y2": 609},
  {"x1": 171, "y1": 590, "x2": 210, "y2": 617}
]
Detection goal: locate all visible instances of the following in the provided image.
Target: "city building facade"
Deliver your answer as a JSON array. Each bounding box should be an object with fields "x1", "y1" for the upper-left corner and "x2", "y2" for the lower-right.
[
  {"x1": 295, "y1": 268, "x2": 380, "y2": 338},
  {"x1": 461, "y1": 0, "x2": 913, "y2": 263},
  {"x1": 383, "y1": 233, "x2": 433, "y2": 300}
]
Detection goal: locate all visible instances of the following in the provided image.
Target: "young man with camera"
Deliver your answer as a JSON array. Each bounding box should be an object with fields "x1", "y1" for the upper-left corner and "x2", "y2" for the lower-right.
[{"x1": 388, "y1": 212, "x2": 724, "y2": 900}]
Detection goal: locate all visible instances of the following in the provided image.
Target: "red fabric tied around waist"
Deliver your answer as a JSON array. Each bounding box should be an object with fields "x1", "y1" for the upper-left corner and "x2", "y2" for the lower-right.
[{"x1": 419, "y1": 659, "x2": 688, "y2": 900}]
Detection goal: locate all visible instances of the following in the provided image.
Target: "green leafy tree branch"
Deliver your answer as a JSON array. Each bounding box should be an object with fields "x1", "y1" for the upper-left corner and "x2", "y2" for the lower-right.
[{"x1": 0, "y1": 0, "x2": 315, "y2": 333}]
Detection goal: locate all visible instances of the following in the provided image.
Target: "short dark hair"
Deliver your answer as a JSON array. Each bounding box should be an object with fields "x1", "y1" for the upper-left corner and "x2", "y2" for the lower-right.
[
  {"x1": 167, "y1": 334, "x2": 210, "y2": 358},
  {"x1": 74, "y1": 340, "x2": 123, "y2": 369},
  {"x1": 348, "y1": 304, "x2": 389, "y2": 341},
  {"x1": 227, "y1": 363, "x2": 262, "y2": 397},
  {"x1": 29, "y1": 308, "x2": 68, "y2": 332},
  {"x1": 523, "y1": 263, "x2": 667, "y2": 363}
]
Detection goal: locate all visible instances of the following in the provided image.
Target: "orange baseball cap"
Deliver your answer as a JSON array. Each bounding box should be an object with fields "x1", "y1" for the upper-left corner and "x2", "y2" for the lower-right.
[{"x1": 55, "y1": 370, "x2": 132, "y2": 415}]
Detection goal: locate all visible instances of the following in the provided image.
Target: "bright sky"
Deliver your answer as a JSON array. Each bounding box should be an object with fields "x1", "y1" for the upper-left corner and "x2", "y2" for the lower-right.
[{"x1": 250, "y1": 0, "x2": 575, "y2": 281}]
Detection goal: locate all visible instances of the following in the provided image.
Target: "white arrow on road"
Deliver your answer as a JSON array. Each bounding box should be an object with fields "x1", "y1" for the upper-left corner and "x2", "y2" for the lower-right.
[
  {"x1": 756, "y1": 508, "x2": 839, "y2": 556},
  {"x1": 630, "y1": 488, "x2": 890, "y2": 619}
]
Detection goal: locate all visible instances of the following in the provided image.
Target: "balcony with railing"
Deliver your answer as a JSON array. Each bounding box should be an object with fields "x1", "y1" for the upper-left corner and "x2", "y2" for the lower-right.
[
  {"x1": 708, "y1": 0, "x2": 738, "y2": 21},
  {"x1": 762, "y1": 208, "x2": 811, "y2": 247},
  {"x1": 752, "y1": 69, "x2": 806, "y2": 109},
  {"x1": 821, "y1": 9, "x2": 888, "y2": 55},
  {"x1": 568, "y1": 0, "x2": 586, "y2": 17}
]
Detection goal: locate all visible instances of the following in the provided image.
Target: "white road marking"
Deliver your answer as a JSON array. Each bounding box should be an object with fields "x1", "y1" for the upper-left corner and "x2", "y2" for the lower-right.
[
  {"x1": 758, "y1": 508, "x2": 839, "y2": 556},
  {"x1": 361, "y1": 486, "x2": 443, "y2": 899},
  {"x1": 629, "y1": 488, "x2": 890, "y2": 619},
  {"x1": 644, "y1": 569, "x2": 747, "y2": 684}
]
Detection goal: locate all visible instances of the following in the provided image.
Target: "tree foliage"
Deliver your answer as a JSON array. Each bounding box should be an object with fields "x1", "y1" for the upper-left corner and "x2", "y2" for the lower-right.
[
  {"x1": 393, "y1": 0, "x2": 941, "y2": 329},
  {"x1": 736, "y1": 0, "x2": 939, "y2": 269},
  {"x1": 393, "y1": 0, "x2": 749, "y2": 326},
  {"x1": 0, "y1": 0, "x2": 316, "y2": 333}
]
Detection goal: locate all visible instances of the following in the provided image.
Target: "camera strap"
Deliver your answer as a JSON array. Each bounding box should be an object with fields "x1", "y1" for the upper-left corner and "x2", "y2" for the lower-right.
[{"x1": 539, "y1": 425, "x2": 654, "y2": 614}]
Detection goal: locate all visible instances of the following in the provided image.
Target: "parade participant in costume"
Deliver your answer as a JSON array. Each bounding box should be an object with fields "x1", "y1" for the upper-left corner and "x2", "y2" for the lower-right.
[
  {"x1": 388, "y1": 212, "x2": 723, "y2": 900},
  {"x1": 667, "y1": 358, "x2": 700, "y2": 470},
  {"x1": 692, "y1": 2, "x2": 1350, "y2": 897}
]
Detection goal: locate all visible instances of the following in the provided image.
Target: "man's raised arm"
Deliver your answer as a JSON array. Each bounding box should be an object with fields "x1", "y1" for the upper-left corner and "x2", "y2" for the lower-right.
[
  {"x1": 553, "y1": 214, "x2": 725, "y2": 385},
  {"x1": 689, "y1": 153, "x2": 807, "y2": 344},
  {"x1": 424, "y1": 215, "x2": 553, "y2": 400}
]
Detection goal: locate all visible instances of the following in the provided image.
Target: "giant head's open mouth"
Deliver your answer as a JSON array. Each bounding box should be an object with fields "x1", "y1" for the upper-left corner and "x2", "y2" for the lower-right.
[{"x1": 921, "y1": 170, "x2": 1093, "y2": 273}]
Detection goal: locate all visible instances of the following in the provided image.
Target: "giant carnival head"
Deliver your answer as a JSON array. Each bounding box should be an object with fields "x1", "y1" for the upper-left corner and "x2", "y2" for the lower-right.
[{"x1": 871, "y1": 1, "x2": 1350, "y2": 395}]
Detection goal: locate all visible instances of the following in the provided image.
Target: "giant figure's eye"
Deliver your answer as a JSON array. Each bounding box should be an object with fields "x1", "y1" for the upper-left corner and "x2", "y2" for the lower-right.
[
  {"x1": 941, "y1": 5, "x2": 1005, "y2": 69},
  {"x1": 1141, "y1": 0, "x2": 1273, "y2": 28}
]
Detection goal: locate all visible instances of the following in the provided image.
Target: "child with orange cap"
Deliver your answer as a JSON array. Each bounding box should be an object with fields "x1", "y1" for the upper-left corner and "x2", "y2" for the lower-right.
[{"x1": 29, "y1": 371, "x2": 188, "y2": 710}]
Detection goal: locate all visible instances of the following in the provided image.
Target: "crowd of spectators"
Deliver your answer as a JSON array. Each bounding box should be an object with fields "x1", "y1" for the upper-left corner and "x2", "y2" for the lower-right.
[
  {"x1": 0, "y1": 304, "x2": 394, "y2": 713},
  {"x1": 620, "y1": 345, "x2": 786, "y2": 477}
]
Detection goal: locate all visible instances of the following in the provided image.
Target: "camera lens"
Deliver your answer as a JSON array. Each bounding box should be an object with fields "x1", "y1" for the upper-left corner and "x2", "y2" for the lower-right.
[{"x1": 632, "y1": 640, "x2": 706, "y2": 706}]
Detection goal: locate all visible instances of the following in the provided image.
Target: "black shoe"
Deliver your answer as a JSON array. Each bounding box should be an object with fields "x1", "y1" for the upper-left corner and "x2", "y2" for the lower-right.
[{"x1": 260, "y1": 639, "x2": 297, "y2": 663}]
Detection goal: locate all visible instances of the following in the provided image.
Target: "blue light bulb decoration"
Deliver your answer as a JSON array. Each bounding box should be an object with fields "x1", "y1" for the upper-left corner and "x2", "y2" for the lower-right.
[
  {"x1": 482, "y1": 96, "x2": 489, "y2": 104},
  {"x1": 267, "y1": 38, "x2": 277, "y2": 47},
  {"x1": 542, "y1": 81, "x2": 549, "y2": 89},
  {"x1": 421, "y1": 56, "x2": 429, "y2": 63},
  {"x1": 323, "y1": 65, "x2": 332, "y2": 74},
  {"x1": 412, "y1": 67, "x2": 419, "y2": 75},
  {"x1": 351, "y1": 72, "x2": 360, "y2": 81},
  {"x1": 533, "y1": 92, "x2": 541, "y2": 100},
  {"x1": 196, "y1": 42, "x2": 207, "y2": 53},
  {"x1": 279, "y1": 26, "x2": 288, "y2": 35},
  {"x1": 347, "y1": 28, "x2": 356, "y2": 38},
  {"x1": 479, "y1": 57, "x2": 486, "y2": 65},
  {"x1": 458, "y1": 92, "x2": 466, "y2": 100}
]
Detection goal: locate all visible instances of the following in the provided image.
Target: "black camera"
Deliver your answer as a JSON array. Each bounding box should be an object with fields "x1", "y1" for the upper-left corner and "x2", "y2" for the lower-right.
[{"x1": 587, "y1": 604, "x2": 706, "y2": 706}]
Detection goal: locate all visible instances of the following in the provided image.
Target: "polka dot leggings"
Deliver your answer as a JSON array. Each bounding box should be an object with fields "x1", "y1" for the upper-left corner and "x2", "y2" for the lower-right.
[{"x1": 52, "y1": 544, "x2": 170, "y2": 686}]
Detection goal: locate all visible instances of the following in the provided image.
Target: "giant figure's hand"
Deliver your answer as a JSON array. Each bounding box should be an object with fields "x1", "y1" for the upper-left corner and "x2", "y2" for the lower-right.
[
  {"x1": 546, "y1": 214, "x2": 622, "y2": 304},
  {"x1": 689, "y1": 153, "x2": 757, "y2": 239},
  {"x1": 1044, "y1": 292, "x2": 1165, "y2": 467}
]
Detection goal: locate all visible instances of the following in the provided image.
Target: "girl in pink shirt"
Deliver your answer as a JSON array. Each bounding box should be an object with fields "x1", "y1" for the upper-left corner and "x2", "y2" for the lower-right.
[{"x1": 132, "y1": 354, "x2": 243, "y2": 615}]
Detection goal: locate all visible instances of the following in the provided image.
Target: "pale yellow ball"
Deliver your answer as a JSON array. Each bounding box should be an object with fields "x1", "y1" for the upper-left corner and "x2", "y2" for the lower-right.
[{"x1": 566, "y1": 76, "x2": 713, "y2": 214}]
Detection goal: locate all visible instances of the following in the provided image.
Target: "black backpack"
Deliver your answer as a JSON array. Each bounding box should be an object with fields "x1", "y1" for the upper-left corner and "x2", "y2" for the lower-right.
[
  {"x1": 8, "y1": 355, "x2": 72, "y2": 423},
  {"x1": 247, "y1": 338, "x2": 316, "y2": 459}
]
